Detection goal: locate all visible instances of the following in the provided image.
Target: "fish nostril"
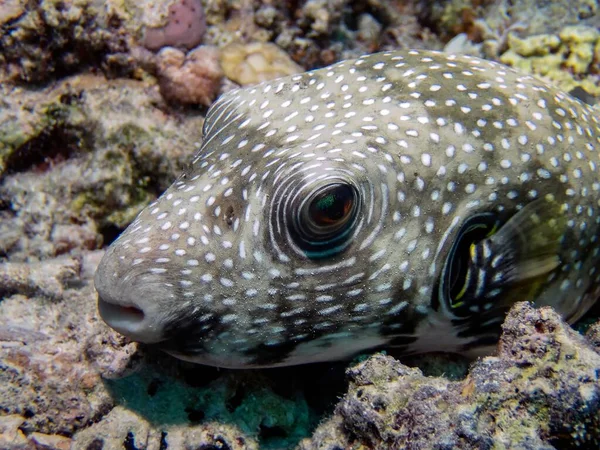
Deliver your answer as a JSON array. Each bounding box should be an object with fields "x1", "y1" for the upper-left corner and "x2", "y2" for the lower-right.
[{"x1": 224, "y1": 205, "x2": 236, "y2": 227}]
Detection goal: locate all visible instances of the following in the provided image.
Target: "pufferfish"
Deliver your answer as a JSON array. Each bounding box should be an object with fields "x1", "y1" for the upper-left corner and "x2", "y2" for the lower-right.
[{"x1": 94, "y1": 49, "x2": 600, "y2": 368}]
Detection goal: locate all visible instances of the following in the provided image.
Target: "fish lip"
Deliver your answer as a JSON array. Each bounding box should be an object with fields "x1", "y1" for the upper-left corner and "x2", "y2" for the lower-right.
[
  {"x1": 96, "y1": 296, "x2": 166, "y2": 344},
  {"x1": 97, "y1": 296, "x2": 144, "y2": 321}
]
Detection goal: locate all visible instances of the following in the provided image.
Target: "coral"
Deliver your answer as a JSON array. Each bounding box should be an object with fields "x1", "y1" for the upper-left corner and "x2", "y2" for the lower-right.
[
  {"x1": 0, "y1": 0, "x2": 209, "y2": 83},
  {"x1": 220, "y1": 42, "x2": 302, "y2": 85},
  {"x1": 0, "y1": 415, "x2": 73, "y2": 449},
  {"x1": 156, "y1": 45, "x2": 224, "y2": 106},
  {"x1": 500, "y1": 25, "x2": 600, "y2": 94},
  {"x1": 142, "y1": 0, "x2": 207, "y2": 51},
  {"x1": 366, "y1": 0, "x2": 440, "y2": 53},
  {"x1": 300, "y1": 303, "x2": 600, "y2": 449},
  {"x1": 355, "y1": 13, "x2": 382, "y2": 49},
  {"x1": 202, "y1": 1, "x2": 440, "y2": 72},
  {"x1": 429, "y1": 0, "x2": 599, "y2": 46},
  {"x1": 0, "y1": 0, "x2": 131, "y2": 83},
  {"x1": 0, "y1": 74, "x2": 203, "y2": 261},
  {"x1": 425, "y1": 0, "x2": 600, "y2": 95},
  {"x1": 1, "y1": 2, "x2": 599, "y2": 448},
  {"x1": 203, "y1": 0, "x2": 265, "y2": 48},
  {"x1": 429, "y1": 0, "x2": 492, "y2": 40},
  {"x1": 586, "y1": 321, "x2": 600, "y2": 352},
  {"x1": 298, "y1": 0, "x2": 347, "y2": 37}
]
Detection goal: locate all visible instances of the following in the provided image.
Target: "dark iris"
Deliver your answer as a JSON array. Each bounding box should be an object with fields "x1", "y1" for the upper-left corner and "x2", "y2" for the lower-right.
[
  {"x1": 308, "y1": 185, "x2": 354, "y2": 227},
  {"x1": 290, "y1": 182, "x2": 359, "y2": 259}
]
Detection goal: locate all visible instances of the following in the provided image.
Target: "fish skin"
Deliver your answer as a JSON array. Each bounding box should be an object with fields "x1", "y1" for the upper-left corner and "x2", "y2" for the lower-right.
[{"x1": 95, "y1": 49, "x2": 600, "y2": 368}]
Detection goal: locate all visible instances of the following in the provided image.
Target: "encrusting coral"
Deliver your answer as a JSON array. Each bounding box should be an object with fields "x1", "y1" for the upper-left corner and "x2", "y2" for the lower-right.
[{"x1": 142, "y1": 0, "x2": 207, "y2": 51}]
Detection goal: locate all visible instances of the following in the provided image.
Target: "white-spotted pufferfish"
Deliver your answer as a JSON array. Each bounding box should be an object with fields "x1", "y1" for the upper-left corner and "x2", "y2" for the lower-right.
[{"x1": 95, "y1": 50, "x2": 600, "y2": 368}]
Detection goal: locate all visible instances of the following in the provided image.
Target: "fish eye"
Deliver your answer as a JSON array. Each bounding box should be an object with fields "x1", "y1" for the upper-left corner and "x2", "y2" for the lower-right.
[
  {"x1": 308, "y1": 184, "x2": 355, "y2": 227},
  {"x1": 291, "y1": 182, "x2": 360, "y2": 259}
]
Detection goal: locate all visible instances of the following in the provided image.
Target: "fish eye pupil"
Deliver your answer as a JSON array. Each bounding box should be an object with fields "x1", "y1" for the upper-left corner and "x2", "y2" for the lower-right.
[{"x1": 309, "y1": 185, "x2": 353, "y2": 225}]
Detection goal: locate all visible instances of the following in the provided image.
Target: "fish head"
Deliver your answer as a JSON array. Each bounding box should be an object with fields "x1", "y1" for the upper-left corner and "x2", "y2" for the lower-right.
[{"x1": 94, "y1": 79, "x2": 435, "y2": 367}]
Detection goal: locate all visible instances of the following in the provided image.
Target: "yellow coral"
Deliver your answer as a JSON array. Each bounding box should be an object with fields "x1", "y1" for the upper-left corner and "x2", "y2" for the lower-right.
[
  {"x1": 559, "y1": 26, "x2": 599, "y2": 74},
  {"x1": 506, "y1": 33, "x2": 561, "y2": 57},
  {"x1": 220, "y1": 42, "x2": 302, "y2": 86},
  {"x1": 500, "y1": 25, "x2": 600, "y2": 96}
]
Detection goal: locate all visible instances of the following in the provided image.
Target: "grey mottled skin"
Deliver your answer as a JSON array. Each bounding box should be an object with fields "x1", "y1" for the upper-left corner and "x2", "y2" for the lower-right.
[{"x1": 95, "y1": 50, "x2": 600, "y2": 368}]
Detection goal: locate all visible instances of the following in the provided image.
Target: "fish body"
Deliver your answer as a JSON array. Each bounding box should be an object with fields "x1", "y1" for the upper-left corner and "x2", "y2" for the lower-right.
[{"x1": 95, "y1": 50, "x2": 600, "y2": 368}]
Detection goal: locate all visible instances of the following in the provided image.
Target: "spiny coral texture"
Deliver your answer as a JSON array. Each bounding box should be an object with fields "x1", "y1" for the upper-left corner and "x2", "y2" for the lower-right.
[
  {"x1": 300, "y1": 303, "x2": 600, "y2": 450},
  {"x1": 0, "y1": 0, "x2": 130, "y2": 82},
  {"x1": 0, "y1": 0, "x2": 438, "y2": 85}
]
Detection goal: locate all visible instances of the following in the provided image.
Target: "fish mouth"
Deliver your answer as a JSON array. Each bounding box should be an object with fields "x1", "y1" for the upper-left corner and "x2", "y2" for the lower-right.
[
  {"x1": 97, "y1": 297, "x2": 145, "y2": 327},
  {"x1": 97, "y1": 296, "x2": 164, "y2": 343}
]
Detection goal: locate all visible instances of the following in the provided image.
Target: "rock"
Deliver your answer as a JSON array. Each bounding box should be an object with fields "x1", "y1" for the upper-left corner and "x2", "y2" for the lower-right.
[
  {"x1": 72, "y1": 406, "x2": 258, "y2": 449},
  {"x1": 0, "y1": 74, "x2": 203, "y2": 261},
  {"x1": 29, "y1": 432, "x2": 72, "y2": 450},
  {"x1": 71, "y1": 407, "x2": 159, "y2": 449},
  {"x1": 84, "y1": 326, "x2": 143, "y2": 380},
  {"x1": 0, "y1": 256, "x2": 81, "y2": 301},
  {"x1": 0, "y1": 415, "x2": 28, "y2": 449},
  {"x1": 300, "y1": 303, "x2": 600, "y2": 449},
  {"x1": 161, "y1": 422, "x2": 258, "y2": 450},
  {"x1": 0, "y1": 255, "x2": 114, "y2": 436}
]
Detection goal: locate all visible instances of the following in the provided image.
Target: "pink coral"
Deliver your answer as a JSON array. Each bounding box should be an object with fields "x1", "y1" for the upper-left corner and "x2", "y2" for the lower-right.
[
  {"x1": 143, "y1": 0, "x2": 206, "y2": 51},
  {"x1": 156, "y1": 45, "x2": 223, "y2": 106}
]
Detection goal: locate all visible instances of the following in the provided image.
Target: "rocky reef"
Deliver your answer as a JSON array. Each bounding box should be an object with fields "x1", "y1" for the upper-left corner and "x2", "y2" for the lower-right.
[
  {"x1": 428, "y1": 0, "x2": 600, "y2": 95},
  {"x1": 301, "y1": 303, "x2": 600, "y2": 449},
  {"x1": 1, "y1": 0, "x2": 599, "y2": 449}
]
